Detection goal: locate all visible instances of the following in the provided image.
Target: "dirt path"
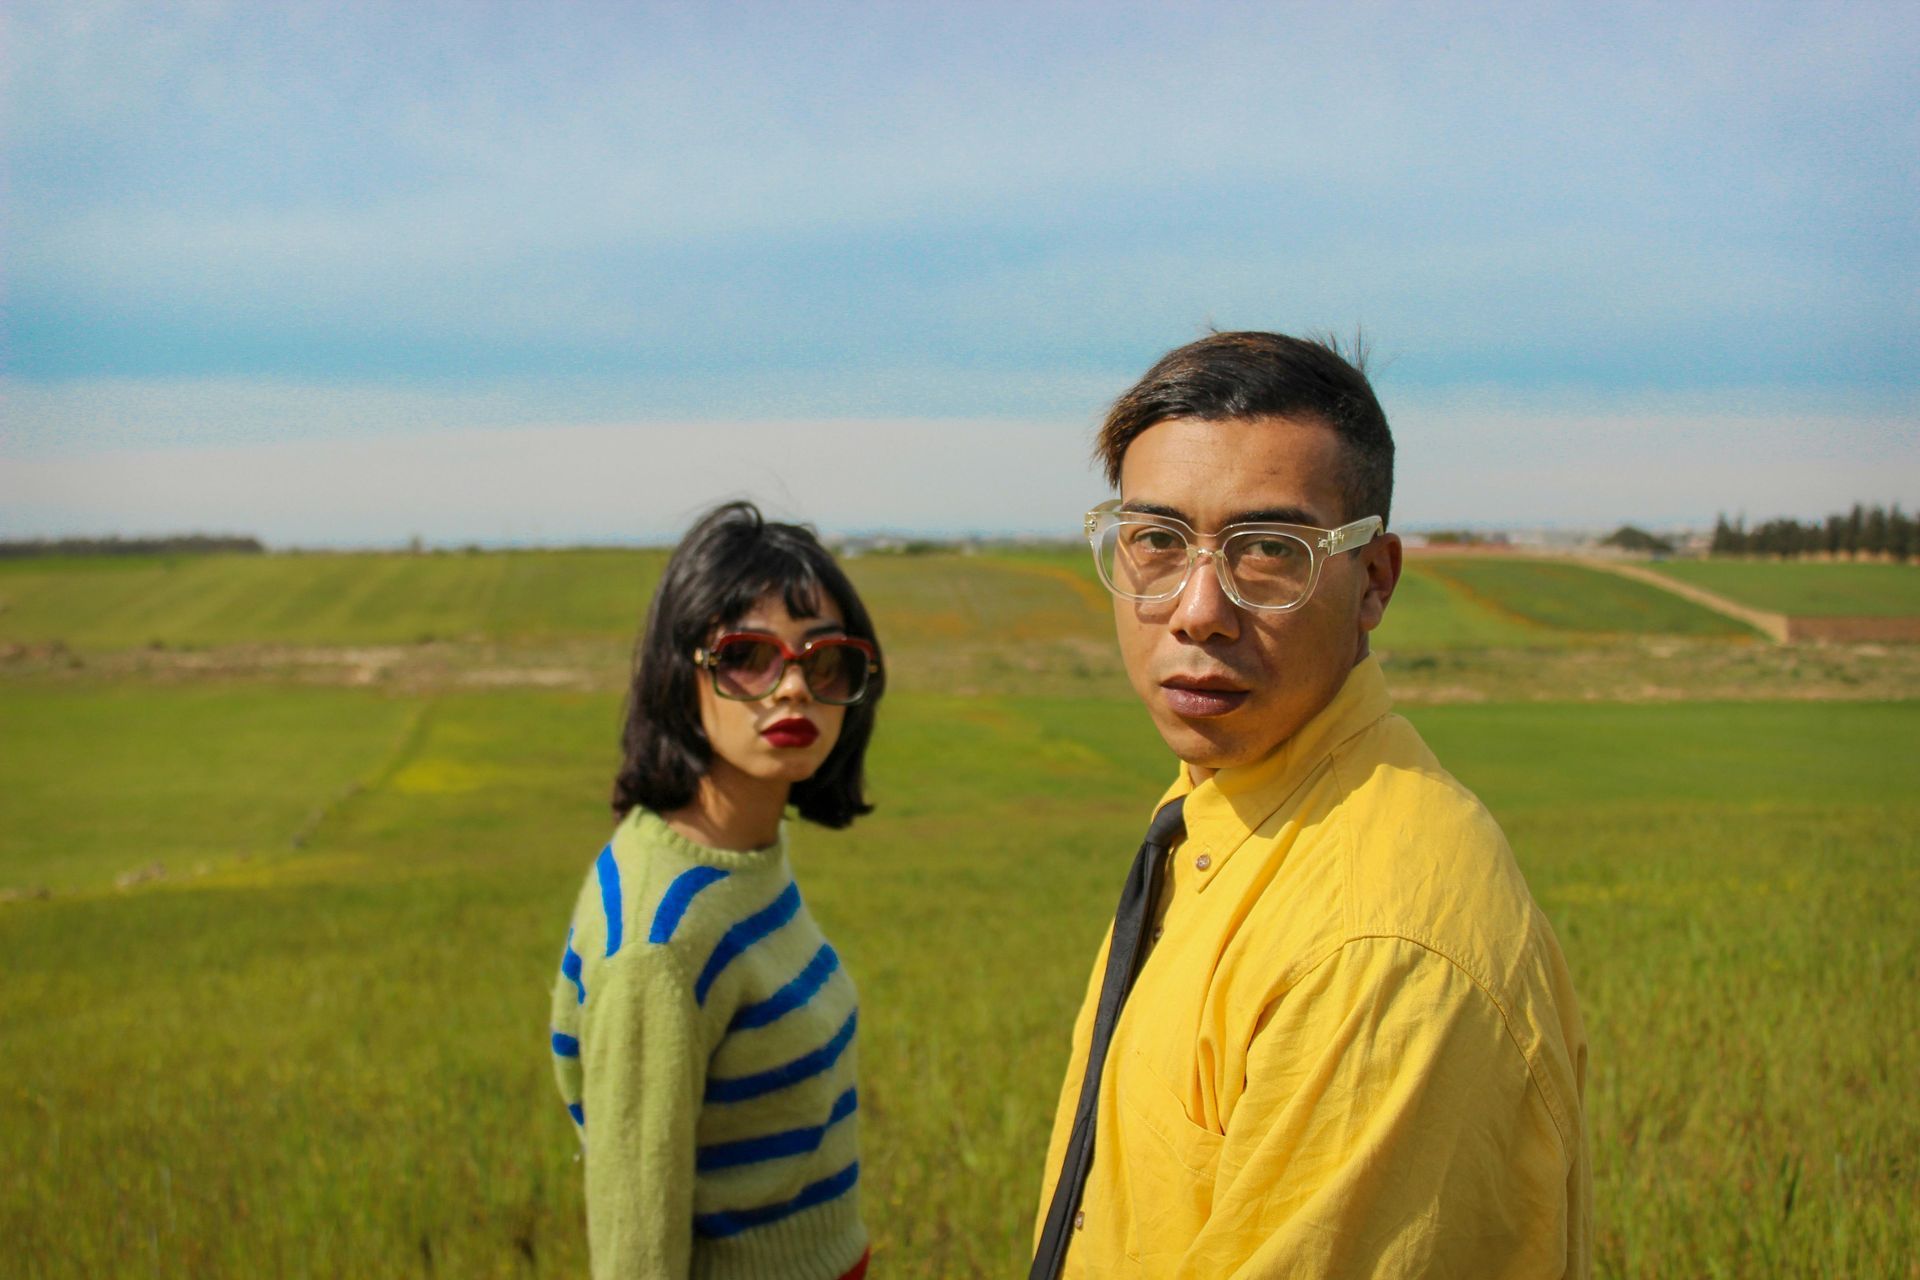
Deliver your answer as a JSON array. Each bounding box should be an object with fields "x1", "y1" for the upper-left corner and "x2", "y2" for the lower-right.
[{"x1": 1577, "y1": 559, "x2": 1790, "y2": 642}]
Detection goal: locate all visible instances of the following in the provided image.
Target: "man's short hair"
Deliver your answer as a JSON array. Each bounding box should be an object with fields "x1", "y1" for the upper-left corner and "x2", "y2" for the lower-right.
[{"x1": 1095, "y1": 331, "x2": 1395, "y2": 527}]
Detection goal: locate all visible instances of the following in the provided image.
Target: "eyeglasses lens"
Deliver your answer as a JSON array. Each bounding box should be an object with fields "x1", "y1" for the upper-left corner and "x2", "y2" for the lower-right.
[
  {"x1": 710, "y1": 637, "x2": 869, "y2": 704},
  {"x1": 1223, "y1": 530, "x2": 1313, "y2": 606},
  {"x1": 712, "y1": 638, "x2": 784, "y2": 699},
  {"x1": 799, "y1": 645, "x2": 860, "y2": 703},
  {"x1": 1102, "y1": 524, "x2": 1185, "y2": 599},
  {"x1": 1099, "y1": 522, "x2": 1313, "y2": 608}
]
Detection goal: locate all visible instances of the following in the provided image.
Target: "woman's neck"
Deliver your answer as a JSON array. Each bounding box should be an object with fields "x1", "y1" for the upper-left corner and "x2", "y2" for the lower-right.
[{"x1": 665, "y1": 765, "x2": 788, "y2": 852}]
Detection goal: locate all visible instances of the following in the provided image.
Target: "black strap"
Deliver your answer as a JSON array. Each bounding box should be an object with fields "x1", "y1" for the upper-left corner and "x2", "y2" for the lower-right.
[{"x1": 1029, "y1": 796, "x2": 1187, "y2": 1279}]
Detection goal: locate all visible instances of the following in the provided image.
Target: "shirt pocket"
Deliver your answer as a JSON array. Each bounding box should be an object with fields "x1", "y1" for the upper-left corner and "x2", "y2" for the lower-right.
[{"x1": 1115, "y1": 1075, "x2": 1224, "y2": 1267}]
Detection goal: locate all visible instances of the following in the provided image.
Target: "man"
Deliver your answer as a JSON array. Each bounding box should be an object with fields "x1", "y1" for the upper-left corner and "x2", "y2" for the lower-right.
[{"x1": 1031, "y1": 332, "x2": 1591, "y2": 1278}]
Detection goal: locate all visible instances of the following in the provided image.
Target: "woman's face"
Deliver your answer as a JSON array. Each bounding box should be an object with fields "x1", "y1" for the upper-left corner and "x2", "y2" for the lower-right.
[{"x1": 695, "y1": 591, "x2": 853, "y2": 796}]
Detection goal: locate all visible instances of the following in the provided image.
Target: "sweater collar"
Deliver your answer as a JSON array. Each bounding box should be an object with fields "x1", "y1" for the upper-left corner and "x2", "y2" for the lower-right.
[{"x1": 632, "y1": 806, "x2": 789, "y2": 874}]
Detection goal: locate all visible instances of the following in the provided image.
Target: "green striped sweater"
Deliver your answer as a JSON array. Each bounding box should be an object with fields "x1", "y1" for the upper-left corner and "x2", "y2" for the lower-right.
[{"x1": 551, "y1": 807, "x2": 867, "y2": 1279}]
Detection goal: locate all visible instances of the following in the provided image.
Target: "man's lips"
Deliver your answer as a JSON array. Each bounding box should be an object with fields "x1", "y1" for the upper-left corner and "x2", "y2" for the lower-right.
[
  {"x1": 761, "y1": 717, "x2": 820, "y2": 748},
  {"x1": 1160, "y1": 675, "x2": 1250, "y2": 719}
]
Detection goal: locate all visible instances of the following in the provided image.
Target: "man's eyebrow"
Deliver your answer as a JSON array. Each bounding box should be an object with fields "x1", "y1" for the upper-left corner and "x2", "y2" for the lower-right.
[
  {"x1": 1119, "y1": 501, "x2": 1194, "y2": 523},
  {"x1": 1223, "y1": 506, "x2": 1320, "y2": 527},
  {"x1": 1121, "y1": 501, "x2": 1322, "y2": 528},
  {"x1": 801, "y1": 621, "x2": 848, "y2": 639}
]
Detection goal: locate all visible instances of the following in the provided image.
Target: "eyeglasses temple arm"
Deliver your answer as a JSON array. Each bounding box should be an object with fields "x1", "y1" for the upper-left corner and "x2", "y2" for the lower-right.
[{"x1": 1322, "y1": 516, "x2": 1384, "y2": 555}]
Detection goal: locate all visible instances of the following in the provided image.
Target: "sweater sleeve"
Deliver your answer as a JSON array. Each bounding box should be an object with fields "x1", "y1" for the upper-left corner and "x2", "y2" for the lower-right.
[
  {"x1": 579, "y1": 945, "x2": 707, "y2": 1280},
  {"x1": 1179, "y1": 936, "x2": 1578, "y2": 1280}
]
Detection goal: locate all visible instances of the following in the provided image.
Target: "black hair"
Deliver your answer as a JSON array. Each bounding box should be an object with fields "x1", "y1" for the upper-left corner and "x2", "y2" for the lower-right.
[
  {"x1": 611, "y1": 500, "x2": 883, "y2": 828},
  {"x1": 1095, "y1": 330, "x2": 1395, "y2": 527}
]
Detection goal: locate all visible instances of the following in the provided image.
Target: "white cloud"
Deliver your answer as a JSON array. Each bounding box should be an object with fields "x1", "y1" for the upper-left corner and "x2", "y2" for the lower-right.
[
  {"x1": 7, "y1": 1, "x2": 1914, "y2": 422},
  {"x1": 1390, "y1": 386, "x2": 1920, "y2": 526},
  {"x1": 4, "y1": 380, "x2": 1912, "y2": 544},
  {"x1": 0, "y1": 416, "x2": 1104, "y2": 545},
  {"x1": 15, "y1": 3, "x2": 1915, "y2": 274},
  {"x1": 0, "y1": 370, "x2": 1121, "y2": 454}
]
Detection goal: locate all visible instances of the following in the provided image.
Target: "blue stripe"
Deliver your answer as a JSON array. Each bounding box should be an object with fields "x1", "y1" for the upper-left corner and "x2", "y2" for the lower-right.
[
  {"x1": 596, "y1": 844, "x2": 623, "y2": 957},
  {"x1": 567, "y1": 1102, "x2": 584, "y2": 1126},
  {"x1": 696, "y1": 1087, "x2": 857, "y2": 1172},
  {"x1": 561, "y1": 929, "x2": 586, "y2": 1005},
  {"x1": 693, "y1": 1160, "x2": 860, "y2": 1238},
  {"x1": 551, "y1": 1031, "x2": 580, "y2": 1058},
  {"x1": 705, "y1": 1009, "x2": 857, "y2": 1103},
  {"x1": 731, "y1": 944, "x2": 839, "y2": 1031},
  {"x1": 695, "y1": 882, "x2": 801, "y2": 1006},
  {"x1": 649, "y1": 865, "x2": 730, "y2": 944}
]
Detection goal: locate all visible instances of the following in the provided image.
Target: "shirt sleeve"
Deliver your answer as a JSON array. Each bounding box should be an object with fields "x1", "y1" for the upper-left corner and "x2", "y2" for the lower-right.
[
  {"x1": 579, "y1": 946, "x2": 707, "y2": 1280},
  {"x1": 1180, "y1": 936, "x2": 1578, "y2": 1280}
]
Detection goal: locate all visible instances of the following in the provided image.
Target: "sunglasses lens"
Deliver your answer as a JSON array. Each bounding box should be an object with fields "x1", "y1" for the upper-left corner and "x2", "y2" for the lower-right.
[
  {"x1": 800, "y1": 642, "x2": 866, "y2": 704},
  {"x1": 711, "y1": 638, "x2": 783, "y2": 699}
]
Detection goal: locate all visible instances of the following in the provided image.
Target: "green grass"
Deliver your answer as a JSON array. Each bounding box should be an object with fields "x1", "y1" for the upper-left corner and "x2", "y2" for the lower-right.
[
  {"x1": 0, "y1": 547, "x2": 1772, "y2": 657},
  {"x1": 3, "y1": 682, "x2": 1916, "y2": 1277},
  {"x1": 0, "y1": 549, "x2": 1112, "y2": 656},
  {"x1": 1372, "y1": 561, "x2": 1562, "y2": 650},
  {"x1": 1648, "y1": 559, "x2": 1920, "y2": 617},
  {"x1": 0, "y1": 684, "x2": 420, "y2": 893},
  {"x1": 0, "y1": 550, "x2": 669, "y2": 649},
  {"x1": 1415, "y1": 557, "x2": 1760, "y2": 638},
  {"x1": 2, "y1": 548, "x2": 1914, "y2": 1274}
]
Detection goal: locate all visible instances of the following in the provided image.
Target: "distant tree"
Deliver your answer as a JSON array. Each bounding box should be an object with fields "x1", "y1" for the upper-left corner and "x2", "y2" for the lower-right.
[
  {"x1": 1761, "y1": 517, "x2": 1813, "y2": 559},
  {"x1": 0, "y1": 535, "x2": 265, "y2": 559},
  {"x1": 1705, "y1": 503, "x2": 1914, "y2": 561},
  {"x1": 1601, "y1": 525, "x2": 1674, "y2": 553},
  {"x1": 1863, "y1": 504, "x2": 1889, "y2": 557}
]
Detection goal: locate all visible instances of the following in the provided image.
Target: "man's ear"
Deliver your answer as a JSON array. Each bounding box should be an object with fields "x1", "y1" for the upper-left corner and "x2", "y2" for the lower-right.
[{"x1": 1357, "y1": 533, "x2": 1402, "y2": 634}]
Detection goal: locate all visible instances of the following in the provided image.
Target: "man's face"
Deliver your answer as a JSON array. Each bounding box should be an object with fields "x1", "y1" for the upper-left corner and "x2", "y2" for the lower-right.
[{"x1": 1111, "y1": 414, "x2": 1401, "y2": 777}]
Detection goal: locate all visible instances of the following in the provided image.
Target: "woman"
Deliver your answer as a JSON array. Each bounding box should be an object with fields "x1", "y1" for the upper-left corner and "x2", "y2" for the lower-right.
[{"x1": 550, "y1": 501, "x2": 882, "y2": 1279}]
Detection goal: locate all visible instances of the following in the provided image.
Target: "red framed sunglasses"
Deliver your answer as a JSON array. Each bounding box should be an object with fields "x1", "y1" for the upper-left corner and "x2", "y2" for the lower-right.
[{"x1": 692, "y1": 632, "x2": 880, "y2": 705}]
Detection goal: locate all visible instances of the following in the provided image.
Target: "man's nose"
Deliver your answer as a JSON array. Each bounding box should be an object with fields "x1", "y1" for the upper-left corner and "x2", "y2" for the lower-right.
[{"x1": 1169, "y1": 549, "x2": 1240, "y2": 644}]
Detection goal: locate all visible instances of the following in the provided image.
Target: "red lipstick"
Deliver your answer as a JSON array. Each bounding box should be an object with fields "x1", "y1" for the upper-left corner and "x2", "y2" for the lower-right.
[
  {"x1": 761, "y1": 717, "x2": 820, "y2": 748},
  {"x1": 1161, "y1": 675, "x2": 1249, "y2": 719}
]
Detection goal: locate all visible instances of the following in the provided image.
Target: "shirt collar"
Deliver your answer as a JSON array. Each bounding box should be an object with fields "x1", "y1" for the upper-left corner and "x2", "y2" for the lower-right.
[{"x1": 1152, "y1": 655, "x2": 1393, "y2": 886}]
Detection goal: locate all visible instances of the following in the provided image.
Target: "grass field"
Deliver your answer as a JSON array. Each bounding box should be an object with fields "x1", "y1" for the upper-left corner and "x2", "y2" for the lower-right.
[
  {"x1": 3, "y1": 549, "x2": 1917, "y2": 1277},
  {"x1": 1647, "y1": 559, "x2": 1920, "y2": 617},
  {"x1": 1410, "y1": 556, "x2": 1759, "y2": 638},
  {"x1": 4, "y1": 548, "x2": 1760, "y2": 657},
  {"x1": 0, "y1": 550, "x2": 669, "y2": 649}
]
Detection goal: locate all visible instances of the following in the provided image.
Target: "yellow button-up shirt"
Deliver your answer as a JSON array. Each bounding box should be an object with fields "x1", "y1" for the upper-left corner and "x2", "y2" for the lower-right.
[{"x1": 1037, "y1": 657, "x2": 1591, "y2": 1278}]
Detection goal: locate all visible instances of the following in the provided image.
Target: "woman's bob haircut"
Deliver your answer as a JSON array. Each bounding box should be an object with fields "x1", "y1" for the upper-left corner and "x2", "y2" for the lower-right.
[{"x1": 612, "y1": 501, "x2": 884, "y2": 829}]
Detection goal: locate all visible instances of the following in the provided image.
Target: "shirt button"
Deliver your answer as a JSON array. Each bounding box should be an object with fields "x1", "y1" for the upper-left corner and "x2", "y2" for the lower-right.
[
  {"x1": 1194, "y1": 853, "x2": 1212, "y2": 871},
  {"x1": 1151, "y1": 924, "x2": 1164, "y2": 942},
  {"x1": 1073, "y1": 1209, "x2": 1085, "y2": 1230}
]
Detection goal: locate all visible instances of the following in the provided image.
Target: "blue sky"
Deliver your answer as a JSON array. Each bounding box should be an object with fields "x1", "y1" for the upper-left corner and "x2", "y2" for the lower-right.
[{"x1": 5, "y1": 1, "x2": 1915, "y2": 543}]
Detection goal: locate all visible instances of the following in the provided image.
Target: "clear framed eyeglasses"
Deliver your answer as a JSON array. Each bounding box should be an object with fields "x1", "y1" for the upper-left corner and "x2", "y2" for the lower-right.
[{"x1": 1084, "y1": 499, "x2": 1384, "y2": 612}]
